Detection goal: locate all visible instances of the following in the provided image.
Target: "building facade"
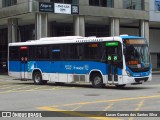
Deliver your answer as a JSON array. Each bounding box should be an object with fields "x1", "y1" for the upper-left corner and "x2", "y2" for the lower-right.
[
  {"x1": 0, "y1": 0, "x2": 157, "y2": 73},
  {"x1": 149, "y1": 0, "x2": 160, "y2": 69}
]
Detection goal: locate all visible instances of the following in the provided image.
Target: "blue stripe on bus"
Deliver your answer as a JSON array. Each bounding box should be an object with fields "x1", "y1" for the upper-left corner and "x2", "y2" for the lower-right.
[
  {"x1": 120, "y1": 36, "x2": 144, "y2": 39},
  {"x1": 9, "y1": 61, "x2": 123, "y2": 75},
  {"x1": 126, "y1": 66, "x2": 151, "y2": 77}
]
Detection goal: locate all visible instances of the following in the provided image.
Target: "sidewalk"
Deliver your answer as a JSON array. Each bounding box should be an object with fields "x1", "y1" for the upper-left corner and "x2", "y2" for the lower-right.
[{"x1": 152, "y1": 70, "x2": 160, "y2": 74}]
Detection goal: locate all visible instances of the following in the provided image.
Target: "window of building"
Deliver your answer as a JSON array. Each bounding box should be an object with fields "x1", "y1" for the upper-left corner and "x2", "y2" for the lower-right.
[
  {"x1": 89, "y1": 0, "x2": 113, "y2": 7},
  {"x1": 123, "y1": 0, "x2": 144, "y2": 10},
  {"x1": 157, "y1": 54, "x2": 160, "y2": 69},
  {"x1": 50, "y1": 0, "x2": 78, "y2": 4},
  {"x1": 52, "y1": 23, "x2": 73, "y2": 36},
  {"x1": 86, "y1": 25, "x2": 109, "y2": 37},
  {"x1": 2, "y1": 0, "x2": 17, "y2": 7},
  {"x1": 20, "y1": 25, "x2": 35, "y2": 42},
  {"x1": 155, "y1": 0, "x2": 160, "y2": 11},
  {"x1": 0, "y1": 29, "x2": 8, "y2": 72}
]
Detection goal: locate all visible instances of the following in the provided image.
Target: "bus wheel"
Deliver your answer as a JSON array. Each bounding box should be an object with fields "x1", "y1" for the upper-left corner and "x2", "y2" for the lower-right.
[
  {"x1": 33, "y1": 71, "x2": 47, "y2": 85},
  {"x1": 115, "y1": 84, "x2": 126, "y2": 88},
  {"x1": 91, "y1": 73, "x2": 104, "y2": 88},
  {"x1": 55, "y1": 82, "x2": 65, "y2": 85}
]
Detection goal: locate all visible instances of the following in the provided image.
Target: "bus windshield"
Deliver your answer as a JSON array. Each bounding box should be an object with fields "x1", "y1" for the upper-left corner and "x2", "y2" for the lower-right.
[{"x1": 123, "y1": 39, "x2": 150, "y2": 71}]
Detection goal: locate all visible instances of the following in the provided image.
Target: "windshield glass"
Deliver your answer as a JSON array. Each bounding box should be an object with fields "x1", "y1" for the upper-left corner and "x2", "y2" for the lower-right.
[{"x1": 123, "y1": 39, "x2": 150, "y2": 71}]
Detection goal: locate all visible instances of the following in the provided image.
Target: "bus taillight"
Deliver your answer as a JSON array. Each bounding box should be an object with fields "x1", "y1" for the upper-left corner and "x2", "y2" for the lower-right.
[{"x1": 20, "y1": 46, "x2": 28, "y2": 50}]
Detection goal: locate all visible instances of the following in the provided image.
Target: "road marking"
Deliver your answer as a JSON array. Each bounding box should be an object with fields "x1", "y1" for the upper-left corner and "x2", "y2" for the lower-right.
[
  {"x1": 0, "y1": 82, "x2": 18, "y2": 85},
  {"x1": 0, "y1": 83, "x2": 10, "y2": 85},
  {"x1": 45, "y1": 95, "x2": 160, "y2": 108},
  {"x1": 71, "y1": 105, "x2": 82, "y2": 111},
  {"x1": 0, "y1": 86, "x2": 76, "y2": 94},
  {"x1": 129, "y1": 100, "x2": 145, "y2": 120},
  {"x1": 0, "y1": 85, "x2": 22, "y2": 89},
  {"x1": 135, "y1": 100, "x2": 144, "y2": 111},
  {"x1": 38, "y1": 106, "x2": 120, "y2": 120},
  {"x1": 103, "y1": 103, "x2": 113, "y2": 111},
  {"x1": 6, "y1": 85, "x2": 34, "y2": 92},
  {"x1": 37, "y1": 95, "x2": 160, "y2": 120},
  {"x1": 97, "y1": 103, "x2": 113, "y2": 116},
  {"x1": 29, "y1": 86, "x2": 48, "y2": 90}
]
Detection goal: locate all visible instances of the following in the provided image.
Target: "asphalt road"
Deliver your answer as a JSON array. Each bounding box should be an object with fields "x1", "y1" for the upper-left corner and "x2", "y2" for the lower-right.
[{"x1": 0, "y1": 74, "x2": 159, "y2": 120}]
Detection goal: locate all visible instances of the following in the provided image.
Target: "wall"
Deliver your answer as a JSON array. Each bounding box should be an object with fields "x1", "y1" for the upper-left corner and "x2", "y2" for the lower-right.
[
  {"x1": 149, "y1": 0, "x2": 160, "y2": 21},
  {"x1": 0, "y1": 0, "x2": 30, "y2": 18},
  {"x1": 120, "y1": 27, "x2": 139, "y2": 36},
  {"x1": 149, "y1": 29, "x2": 160, "y2": 53},
  {"x1": 151, "y1": 54, "x2": 157, "y2": 69},
  {"x1": 0, "y1": 0, "x2": 2, "y2": 8}
]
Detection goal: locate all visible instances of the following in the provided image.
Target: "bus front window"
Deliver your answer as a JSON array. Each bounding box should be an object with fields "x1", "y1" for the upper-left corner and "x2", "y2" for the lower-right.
[{"x1": 123, "y1": 40, "x2": 150, "y2": 72}]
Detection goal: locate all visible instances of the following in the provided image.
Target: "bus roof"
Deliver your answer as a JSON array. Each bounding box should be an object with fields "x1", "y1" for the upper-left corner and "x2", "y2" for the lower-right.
[
  {"x1": 120, "y1": 35, "x2": 144, "y2": 39},
  {"x1": 9, "y1": 35, "x2": 144, "y2": 46}
]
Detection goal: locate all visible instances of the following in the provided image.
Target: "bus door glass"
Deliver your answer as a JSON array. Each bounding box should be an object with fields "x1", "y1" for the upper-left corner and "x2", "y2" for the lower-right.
[
  {"x1": 20, "y1": 46, "x2": 28, "y2": 80},
  {"x1": 50, "y1": 46, "x2": 61, "y2": 82},
  {"x1": 106, "y1": 41, "x2": 123, "y2": 83}
]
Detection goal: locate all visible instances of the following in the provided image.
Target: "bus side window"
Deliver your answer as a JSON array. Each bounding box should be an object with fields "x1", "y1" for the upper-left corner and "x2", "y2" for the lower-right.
[
  {"x1": 29, "y1": 46, "x2": 35, "y2": 60},
  {"x1": 36, "y1": 46, "x2": 49, "y2": 60},
  {"x1": 63, "y1": 44, "x2": 83, "y2": 60},
  {"x1": 83, "y1": 43, "x2": 101, "y2": 60},
  {"x1": 76, "y1": 44, "x2": 83, "y2": 60},
  {"x1": 9, "y1": 46, "x2": 19, "y2": 60},
  {"x1": 52, "y1": 46, "x2": 61, "y2": 60}
]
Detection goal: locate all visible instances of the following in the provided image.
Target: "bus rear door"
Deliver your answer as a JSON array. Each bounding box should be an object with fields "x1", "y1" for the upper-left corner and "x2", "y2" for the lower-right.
[
  {"x1": 50, "y1": 46, "x2": 68, "y2": 82},
  {"x1": 106, "y1": 41, "x2": 122, "y2": 84},
  {"x1": 20, "y1": 46, "x2": 28, "y2": 80}
]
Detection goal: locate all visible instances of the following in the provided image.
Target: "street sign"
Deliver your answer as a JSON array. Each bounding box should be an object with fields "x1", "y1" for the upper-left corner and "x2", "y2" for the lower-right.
[{"x1": 39, "y1": 2, "x2": 54, "y2": 12}]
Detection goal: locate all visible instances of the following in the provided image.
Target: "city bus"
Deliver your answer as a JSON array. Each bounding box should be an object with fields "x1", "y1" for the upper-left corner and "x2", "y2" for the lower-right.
[{"x1": 8, "y1": 35, "x2": 152, "y2": 88}]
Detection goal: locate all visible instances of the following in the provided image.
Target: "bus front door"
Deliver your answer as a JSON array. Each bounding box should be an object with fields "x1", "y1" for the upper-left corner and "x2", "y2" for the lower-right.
[
  {"x1": 20, "y1": 46, "x2": 28, "y2": 80},
  {"x1": 106, "y1": 41, "x2": 121, "y2": 84}
]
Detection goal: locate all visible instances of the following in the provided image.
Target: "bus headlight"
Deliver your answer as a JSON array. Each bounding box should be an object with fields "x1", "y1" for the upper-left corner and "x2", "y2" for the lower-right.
[{"x1": 126, "y1": 70, "x2": 131, "y2": 77}]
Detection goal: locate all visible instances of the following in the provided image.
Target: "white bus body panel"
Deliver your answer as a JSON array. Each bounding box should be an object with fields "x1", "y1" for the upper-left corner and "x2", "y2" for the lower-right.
[
  {"x1": 68, "y1": 74, "x2": 74, "y2": 82},
  {"x1": 49, "y1": 73, "x2": 59, "y2": 82},
  {"x1": 59, "y1": 74, "x2": 68, "y2": 82}
]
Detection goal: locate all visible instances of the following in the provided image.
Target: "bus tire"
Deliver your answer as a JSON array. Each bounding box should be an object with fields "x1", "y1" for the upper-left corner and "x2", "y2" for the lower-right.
[
  {"x1": 55, "y1": 82, "x2": 65, "y2": 85},
  {"x1": 91, "y1": 73, "x2": 104, "y2": 88},
  {"x1": 33, "y1": 71, "x2": 47, "y2": 85},
  {"x1": 115, "y1": 84, "x2": 126, "y2": 88}
]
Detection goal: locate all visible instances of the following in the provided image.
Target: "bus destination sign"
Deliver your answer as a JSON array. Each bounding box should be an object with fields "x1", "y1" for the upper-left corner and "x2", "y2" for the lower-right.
[
  {"x1": 124, "y1": 39, "x2": 146, "y2": 45},
  {"x1": 106, "y1": 42, "x2": 118, "y2": 47}
]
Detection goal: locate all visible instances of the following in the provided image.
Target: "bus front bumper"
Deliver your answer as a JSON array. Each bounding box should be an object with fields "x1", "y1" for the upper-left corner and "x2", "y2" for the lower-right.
[{"x1": 121, "y1": 74, "x2": 152, "y2": 85}]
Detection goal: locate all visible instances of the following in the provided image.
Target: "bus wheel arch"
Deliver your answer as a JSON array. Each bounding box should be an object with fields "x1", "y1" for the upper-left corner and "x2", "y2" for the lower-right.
[
  {"x1": 32, "y1": 69, "x2": 47, "y2": 85},
  {"x1": 89, "y1": 71, "x2": 104, "y2": 88}
]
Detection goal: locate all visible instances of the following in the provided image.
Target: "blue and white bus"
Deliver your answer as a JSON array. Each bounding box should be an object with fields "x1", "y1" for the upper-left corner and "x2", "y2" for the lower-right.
[{"x1": 8, "y1": 35, "x2": 152, "y2": 88}]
